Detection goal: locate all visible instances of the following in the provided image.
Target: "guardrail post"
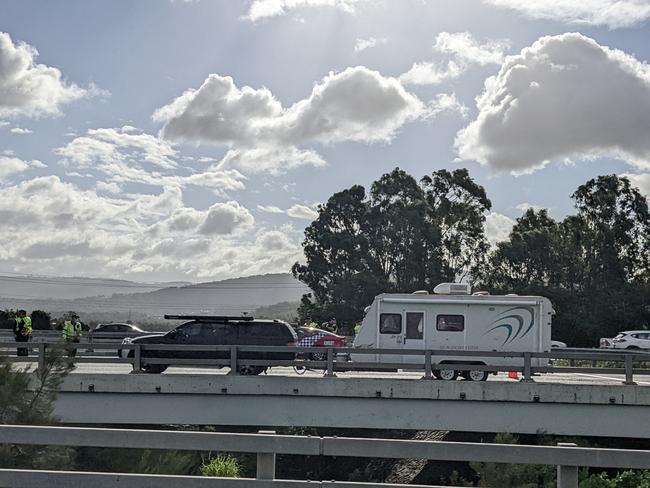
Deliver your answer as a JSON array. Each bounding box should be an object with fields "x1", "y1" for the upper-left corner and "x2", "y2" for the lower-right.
[
  {"x1": 324, "y1": 347, "x2": 336, "y2": 377},
  {"x1": 423, "y1": 350, "x2": 432, "y2": 379},
  {"x1": 230, "y1": 346, "x2": 238, "y2": 375},
  {"x1": 256, "y1": 430, "x2": 276, "y2": 480},
  {"x1": 624, "y1": 354, "x2": 636, "y2": 385},
  {"x1": 37, "y1": 342, "x2": 46, "y2": 372},
  {"x1": 133, "y1": 344, "x2": 142, "y2": 373},
  {"x1": 521, "y1": 352, "x2": 534, "y2": 382},
  {"x1": 556, "y1": 443, "x2": 578, "y2": 488}
]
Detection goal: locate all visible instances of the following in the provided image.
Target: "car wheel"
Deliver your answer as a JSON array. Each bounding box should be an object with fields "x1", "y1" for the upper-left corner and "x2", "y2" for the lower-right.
[
  {"x1": 433, "y1": 367, "x2": 458, "y2": 381},
  {"x1": 466, "y1": 369, "x2": 489, "y2": 382},
  {"x1": 626, "y1": 346, "x2": 640, "y2": 349},
  {"x1": 310, "y1": 352, "x2": 326, "y2": 361},
  {"x1": 238, "y1": 365, "x2": 265, "y2": 375}
]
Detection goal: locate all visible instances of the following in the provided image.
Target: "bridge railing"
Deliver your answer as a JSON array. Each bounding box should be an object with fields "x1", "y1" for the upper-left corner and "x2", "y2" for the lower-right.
[
  {"x1": 2, "y1": 424, "x2": 650, "y2": 488},
  {"x1": 2, "y1": 340, "x2": 650, "y2": 385}
]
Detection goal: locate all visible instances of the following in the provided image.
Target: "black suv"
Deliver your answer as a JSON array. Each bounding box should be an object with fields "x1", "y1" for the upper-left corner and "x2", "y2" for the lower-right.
[{"x1": 122, "y1": 315, "x2": 297, "y2": 375}]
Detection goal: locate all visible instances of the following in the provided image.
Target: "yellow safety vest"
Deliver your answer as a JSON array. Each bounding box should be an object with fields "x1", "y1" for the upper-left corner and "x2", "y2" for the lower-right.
[
  {"x1": 15, "y1": 317, "x2": 32, "y2": 335},
  {"x1": 63, "y1": 320, "x2": 82, "y2": 341}
]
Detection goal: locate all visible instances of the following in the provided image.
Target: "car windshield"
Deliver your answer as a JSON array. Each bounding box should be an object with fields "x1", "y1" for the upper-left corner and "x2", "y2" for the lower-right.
[{"x1": 614, "y1": 333, "x2": 627, "y2": 339}]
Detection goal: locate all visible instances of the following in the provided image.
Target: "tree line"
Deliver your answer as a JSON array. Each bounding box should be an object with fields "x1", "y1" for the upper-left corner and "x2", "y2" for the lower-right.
[{"x1": 292, "y1": 168, "x2": 650, "y2": 346}]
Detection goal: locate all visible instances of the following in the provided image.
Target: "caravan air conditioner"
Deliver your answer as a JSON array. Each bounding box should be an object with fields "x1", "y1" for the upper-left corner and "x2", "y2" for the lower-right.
[{"x1": 433, "y1": 283, "x2": 471, "y2": 295}]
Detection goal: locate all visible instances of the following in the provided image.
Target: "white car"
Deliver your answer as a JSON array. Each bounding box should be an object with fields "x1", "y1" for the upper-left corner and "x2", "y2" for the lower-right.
[{"x1": 600, "y1": 331, "x2": 650, "y2": 350}]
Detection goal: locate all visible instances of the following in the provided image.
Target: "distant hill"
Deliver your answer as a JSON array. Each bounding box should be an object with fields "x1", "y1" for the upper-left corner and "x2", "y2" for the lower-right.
[
  {"x1": 0, "y1": 273, "x2": 309, "y2": 321},
  {"x1": 0, "y1": 274, "x2": 190, "y2": 300},
  {"x1": 254, "y1": 301, "x2": 301, "y2": 322}
]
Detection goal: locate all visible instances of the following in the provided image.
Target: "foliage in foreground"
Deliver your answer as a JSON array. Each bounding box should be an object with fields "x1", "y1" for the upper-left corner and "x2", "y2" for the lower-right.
[
  {"x1": 200, "y1": 454, "x2": 241, "y2": 478},
  {"x1": 0, "y1": 349, "x2": 74, "y2": 469},
  {"x1": 466, "y1": 433, "x2": 650, "y2": 488}
]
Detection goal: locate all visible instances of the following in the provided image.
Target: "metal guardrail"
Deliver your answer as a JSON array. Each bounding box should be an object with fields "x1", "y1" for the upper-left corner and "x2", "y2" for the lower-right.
[
  {"x1": 2, "y1": 339, "x2": 650, "y2": 385},
  {"x1": 2, "y1": 425, "x2": 650, "y2": 488}
]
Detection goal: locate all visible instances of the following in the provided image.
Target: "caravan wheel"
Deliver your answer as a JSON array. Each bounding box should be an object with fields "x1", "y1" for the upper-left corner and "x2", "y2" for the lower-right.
[
  {"x1": 434, "y1": 368, "x2": 458, "y2": 381},
  {"x1": 466, "y1": 370, "x2": 489, "y2": 382}
]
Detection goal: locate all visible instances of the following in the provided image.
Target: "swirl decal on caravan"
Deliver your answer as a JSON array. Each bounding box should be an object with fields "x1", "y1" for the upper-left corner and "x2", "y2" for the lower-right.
[{"x1": 484, "y1": 306, "x2": 535, "y2": 346}]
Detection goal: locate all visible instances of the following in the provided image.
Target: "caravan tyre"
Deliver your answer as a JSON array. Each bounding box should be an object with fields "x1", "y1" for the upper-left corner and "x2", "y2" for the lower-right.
[
  {"x1": 467, "y1": 370, "x2": 489, "y2": 382},
  {"x1": 434, "y1": 368, "x2": 458, "y2": 381}
]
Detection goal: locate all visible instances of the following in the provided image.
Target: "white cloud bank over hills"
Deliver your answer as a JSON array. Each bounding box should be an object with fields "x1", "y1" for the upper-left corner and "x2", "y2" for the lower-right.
[
  {"x1": 455, "y1": 33, "x2": 650, "y2": 174},
  {"x1": 154, "y1": 66, "x2": 461, "y2": 173},
  {"x1": 0, "y1": 175, "x2": 301, "y2": 279},
  {"x1": 0, "y1": 32, "x2": 98, "y2": 118},
  {"x1": 483, "y1": 0, "x2": 650, "y2": 29}
]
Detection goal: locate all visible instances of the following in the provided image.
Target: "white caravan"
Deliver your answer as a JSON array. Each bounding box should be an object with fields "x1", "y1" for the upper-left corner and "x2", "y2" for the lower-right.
[{"x1": 351, "y1": 283, "x2": 553, "y2": 381}]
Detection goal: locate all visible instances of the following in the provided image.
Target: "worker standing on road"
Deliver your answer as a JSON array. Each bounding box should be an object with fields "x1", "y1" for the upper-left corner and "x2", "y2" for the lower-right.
[
  {"x1": 14, "y1": 309, "x2": 32, "y2": 357},
  {"x1": 63, "y1": 313, "x2": 83, "y2": 357}
]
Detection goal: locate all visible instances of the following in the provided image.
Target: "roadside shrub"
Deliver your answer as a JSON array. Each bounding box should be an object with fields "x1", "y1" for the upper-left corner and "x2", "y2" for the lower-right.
[{"x1": 200, "y1": 454, "x2": 240, "y2": 478}]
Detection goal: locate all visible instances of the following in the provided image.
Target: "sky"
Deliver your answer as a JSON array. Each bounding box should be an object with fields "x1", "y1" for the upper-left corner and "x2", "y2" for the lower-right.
[{"x1": 1, "y1": 0, "x2": 650, "y2": 282}]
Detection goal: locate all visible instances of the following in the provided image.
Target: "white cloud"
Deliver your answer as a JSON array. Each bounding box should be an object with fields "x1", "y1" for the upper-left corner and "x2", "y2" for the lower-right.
[
  {"x1": 0, "y1": 156, "x2": 44, "y2": 178},
  {"x1": 485, "y1": 212, "x2": 515, "y2": 245},
  {"x1": 198, "y1": 201, "x2": 255, "y2": 235},
  {"x1": 516, "y1": 202, "x2": 544, "y2": 212},
  {"x1": 400, "y1": 60, "x2": 463, "y2": 86},
  {"x1": 0, "y1": 157, "x2": 30, "y2": 178},
  {"x1": 256, "y1": 230, "x2": 295, "y2": 251},
  {"x1": 216, "y1": 147, "x2": 326, "y2": 174},
  {"x1": 455, "y1": 33, "x2": 650, "y2": 174},
  {"x1": 57, "y1": 126, "x2": 178, "y2": 170},
  {"x1": 622, "y1": 172, "x2": 650, "y2": 195},
  {"x1": 0, "y1": 32, "x2": 91, "y2": 118},
  {"x1": 245, "y1": 0, "x2": 367, "y2": 22},
  {"x1": 56, "y1": 126, "x2": 247, "y2": 192},
  {"x1": 286, "y1": 204, "x2": 319, "y2": 220},
  {"x1": 426, "y1": 93, "x2": 468, "y2": 118},
  {"x1": 354, "y1": 37, "x2": 387, "y2": 53},
  {"x1": 434, "y1": 31, "x2": 509, "y2": 66},
  {"x1": 483, "y1": 0, "x2": 650, "y2": 29},
  {"x1": 154, "y1": 66, "x2": 427, "y2": 173},
  {"x1": 0, "y1": 174, "x2": 298, "y2": 280},
  {"x1": 258, "y1": 203, "x2": 319, "y2": 220},
  {"x1": 401, "y1": 32, "x2": 508, "y2": 86},
  {"x1": 96, "y1": 181, "x2": 121, "y2": 194},
  {"x1": 257, "y1": 205, "x2": 284, "y2": 214},
  {"x1": 9, "y1": 127, "x2": 32, "y2": 134}
]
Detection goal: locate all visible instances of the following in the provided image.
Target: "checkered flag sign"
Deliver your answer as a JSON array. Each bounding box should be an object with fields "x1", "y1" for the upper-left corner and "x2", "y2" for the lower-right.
[{"x1": 297, "y1": 331, "x2": 326, "y2": 347}]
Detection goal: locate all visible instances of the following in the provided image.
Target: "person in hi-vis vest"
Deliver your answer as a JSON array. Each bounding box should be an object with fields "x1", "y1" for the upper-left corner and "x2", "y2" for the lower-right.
[
  {"x1": 14, "y1": 309, "x2": 32, "y2": 357},
  {"x1": 62, "y1": 313, "x2": 83, "y2": 357}
]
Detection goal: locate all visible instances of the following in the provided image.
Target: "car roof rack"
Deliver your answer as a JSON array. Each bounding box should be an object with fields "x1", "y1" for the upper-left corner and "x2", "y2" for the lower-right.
[{"x1": 163, "y1": 314, "x2": 254, "y2": 322}]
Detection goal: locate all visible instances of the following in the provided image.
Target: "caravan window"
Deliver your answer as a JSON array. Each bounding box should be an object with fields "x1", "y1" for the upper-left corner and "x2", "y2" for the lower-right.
[
  {"x1": 406, "y1": 312, "x2": 424, "y2": 339},
  {"x1": 436, "y1": 315, "x2": 464, "y2": 332},
  {"x1": 379, "y1": 313, "x2": 402, "y2": 334}
]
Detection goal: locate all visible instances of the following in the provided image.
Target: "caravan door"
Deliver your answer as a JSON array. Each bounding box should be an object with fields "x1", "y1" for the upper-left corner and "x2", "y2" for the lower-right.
[
  {"x1": 402, "y1": 311, "x2": 426, "y2": 365},
  {"x1": 377, "y1": 311, "x2": 404, "y2": 365}
]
